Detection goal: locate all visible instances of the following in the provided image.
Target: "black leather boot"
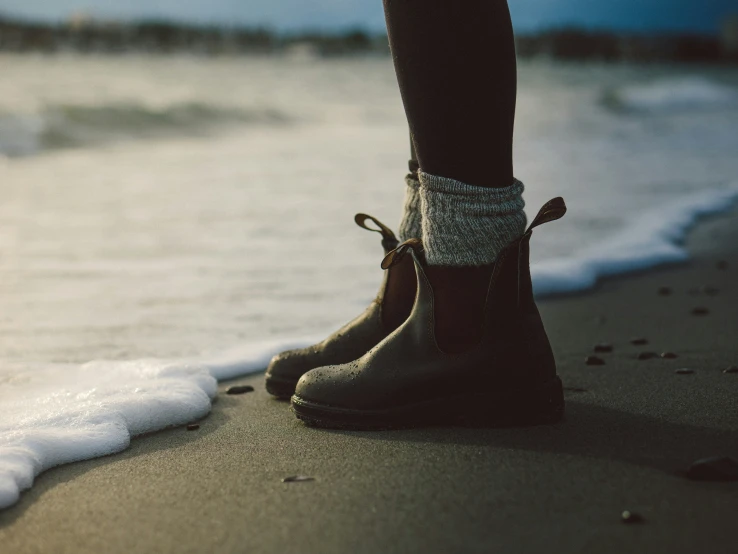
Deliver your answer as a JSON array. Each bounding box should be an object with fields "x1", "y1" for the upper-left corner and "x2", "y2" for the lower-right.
[
  {"x1": 265, "y1": 214, "x2": 417, "y2": 398},
  {"x1": 291, "y1": 198, "x2": 567, "y2": 429}
]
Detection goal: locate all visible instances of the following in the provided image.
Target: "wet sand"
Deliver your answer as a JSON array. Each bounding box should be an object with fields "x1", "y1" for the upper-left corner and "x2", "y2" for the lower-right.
[{"x1": 1, "y1": 210, "x2": 737, "y2": 554}]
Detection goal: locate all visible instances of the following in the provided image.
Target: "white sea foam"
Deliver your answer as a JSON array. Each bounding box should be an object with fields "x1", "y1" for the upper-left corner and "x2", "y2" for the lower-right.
[
  {"x1": 532, "y1": 185, "x2": 738, "y2": 296},
  {"x1": 0, "y1": 338, "x2": 314, "y2": 510},
  {"x1": 604, "y1": 77, "x2": 738, "y2": 113}
]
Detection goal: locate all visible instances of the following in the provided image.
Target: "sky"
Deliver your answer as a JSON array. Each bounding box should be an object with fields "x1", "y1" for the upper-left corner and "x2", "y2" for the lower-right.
[{"x1": 0, "y1": 0, "x2": 735, "y2": 35}]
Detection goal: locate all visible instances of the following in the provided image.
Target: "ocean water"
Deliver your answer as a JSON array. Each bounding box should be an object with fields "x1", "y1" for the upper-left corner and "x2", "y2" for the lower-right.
[{"x1": 1, "y1": 54, "x2": 738, "y2": 509}]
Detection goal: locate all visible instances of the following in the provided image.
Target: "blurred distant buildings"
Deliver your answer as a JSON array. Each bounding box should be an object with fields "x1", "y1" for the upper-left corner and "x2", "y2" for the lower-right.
[
  {"x1": 0, "y1": 16, "x2": 278, "y2": 54},
  {"x1": 515, "y1": 29, "x2": 728, "y2": 63},
  {"x1": 0, "y1": 14, "x2": 737, "y2": 63}
]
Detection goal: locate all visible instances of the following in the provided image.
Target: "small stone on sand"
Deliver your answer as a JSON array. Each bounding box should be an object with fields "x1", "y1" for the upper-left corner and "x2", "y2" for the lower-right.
[
  {"x1": 716, "y1": 260, "x2": 729, "y2": 270},
  {"x1": 585, "y1": 356, "x2": 605, "y2": 366},
  {"x1": 630, "y1": 337, "x2": 648, "y2": 346},
  {"x1": 661, "y1": 352, "x2": 678, "y2": 359},
  {"x1": 621, "y1": 510, "x2": 644, "y2": 524},
  {"x1": 723, "y1": 366, "x2": 738, "y2": 374},
  {"x1": 675, "y1": 368, "x2": 694, "y2": 374},
  {"x1": 691, "y1": 307, "x2": 709, "y2": 316},
  {"x1": 637, "y1": 352, "x2": 658, "y2": 360},
  {"x1": 186, "y1": 424, "x2": 200, "y2": 431},
  {"x1": 686, "y1": 457, "x2": 738, "y2": 482},
  {"x1": 227, "y1": 385, "x2": 255, "y2": 395},
  {"x1": 282, "y1": 475, "x2": 315, "y2": 483},
  {"x1": 593, "y1": 343, "x2": 613, "y2": 353},
  {"x1": 657, "y1": 286, "x2": 672, "y2": 296}
]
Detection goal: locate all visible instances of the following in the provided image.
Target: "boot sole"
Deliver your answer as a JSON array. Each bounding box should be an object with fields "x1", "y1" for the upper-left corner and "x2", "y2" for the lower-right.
[
  {"x1": 291, "y1": 376, "x2": 565, "y2": 430},
  {"x1": 265, "y1": 375, "x2": 298, "y2": 399}
]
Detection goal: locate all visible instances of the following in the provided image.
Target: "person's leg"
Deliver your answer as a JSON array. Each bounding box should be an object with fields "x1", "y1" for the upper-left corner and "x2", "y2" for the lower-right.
[
  {"x1": 291, "y1": 0, "x2": 566, "y2": 429},
  {"x1": 273, "y1": 1, "x2": 522, "y2": 396},
  {"x1": 384, "y1": 0, "x2": 517, "y2": 189},
  {"x1": 292, "y1": 0, "x2": 566, "y2": 428},
  {"x1": 385, "y1": 0, "x2": 524, "y2": 352}
]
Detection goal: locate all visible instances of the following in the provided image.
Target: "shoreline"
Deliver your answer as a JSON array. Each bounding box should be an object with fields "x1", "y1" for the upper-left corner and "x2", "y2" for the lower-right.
[
  {"x1": 2, "y1": 185, "x2": 737, "y2": 511},
  {"x1": 531, "y1": 184, "x2": 738, "y2": 297},
  {"x1": 1, "y1": 205, "x2": 737, "y2": 553}
]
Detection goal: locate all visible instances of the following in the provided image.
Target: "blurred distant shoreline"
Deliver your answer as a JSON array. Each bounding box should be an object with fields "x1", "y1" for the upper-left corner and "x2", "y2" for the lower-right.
[{"x1": 1, "y1": 14, "x2": 737, "y2": 64}]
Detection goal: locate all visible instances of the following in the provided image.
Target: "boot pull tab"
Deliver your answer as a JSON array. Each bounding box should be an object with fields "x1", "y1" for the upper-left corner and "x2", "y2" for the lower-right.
[
  {"x1": 381, "y1": 238, "x2": 422, "y2": 270},
  {"x1": 355, "y1": 213, "x2": 399, "y2": 251},
  {"x1": 524, "y1": 197, "x2": 567, "y2": 235}
]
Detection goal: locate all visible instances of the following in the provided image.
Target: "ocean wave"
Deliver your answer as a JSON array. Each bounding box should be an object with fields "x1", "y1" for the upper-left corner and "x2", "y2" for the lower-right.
[
  {"x1": 0, "y1": 101, "x2": 290, "y2": 157},
  {"x1": 602, "y1": 77, "x2": 738, "y2": 113},
  {"x1": 532, "y1": 185, "x2": 738, "y2": 296}
]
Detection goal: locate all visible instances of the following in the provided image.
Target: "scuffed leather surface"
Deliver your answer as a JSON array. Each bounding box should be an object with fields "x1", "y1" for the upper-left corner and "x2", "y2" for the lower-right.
[
  {"x1": 295, "y1": 232, "x2": 558, "y2": 411},
  {"x1": 265, "y1": 287, "x2": 390, "y2": 384}
]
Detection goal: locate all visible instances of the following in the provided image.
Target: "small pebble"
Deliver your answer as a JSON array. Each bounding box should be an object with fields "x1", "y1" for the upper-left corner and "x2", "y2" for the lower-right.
[
  {"x1": 593, "y1": 343, "x2": 613, "y2": 353},
  {"x1": 585, "y1": 355, "x2": 606, "y2": 366},
  {"x1": 637, "y1": 352, "x2": 658, "y2": 360},
  {"x1": 686, "y1": 457, "x2": 738, "y2": 482},
  {"x1": 630, "y1": 337, "x2": 648, "y2": 346},
  {"x1": 661, "y1": 352, "x2": 678, "y2": 359},
  {"x1": 282, "y1": 475, "x2": 315, "y2": 483},
  {"x1": 703, "y1": 286, "x2": 719, "y2": 296},
  {"x1": 186, "y1": 423, "x2": 200, "y2": 431},
  {"x1": 691, "y1": 307, "x2": 710, "y2": 316},
  {"x1": 675, "y1": 368, "x2": 694, "y2": 375},
  {"x1": 621, "y1": 510, "x2": 644, "y2": 524},
  {"x1": 716, "y1": 260, "x2": 729, "y2": 270},
  {"x1": 723, "y1": 366, "x2": 738, "y2": 374},
  {"x1": 657, "y1": 286, "x2": 672, "y2": 296},
  {"x1": 226, "y1": 385, "x2": 255, "y2": 395}
]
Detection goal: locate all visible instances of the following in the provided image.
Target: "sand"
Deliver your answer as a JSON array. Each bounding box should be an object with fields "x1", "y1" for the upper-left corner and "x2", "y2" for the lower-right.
[{"x1": 1, "y1": 210, "x2": 737, "y2": 554}]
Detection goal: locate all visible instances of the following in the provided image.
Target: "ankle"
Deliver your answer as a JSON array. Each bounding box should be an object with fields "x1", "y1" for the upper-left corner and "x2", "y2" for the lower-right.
[{"x1": 418, "y1": 172, "x2": 526, "y2": 267}]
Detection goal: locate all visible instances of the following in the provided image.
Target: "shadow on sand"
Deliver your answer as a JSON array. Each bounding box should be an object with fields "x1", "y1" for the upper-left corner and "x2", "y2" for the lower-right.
[{"x1": 327, "y1": 399, "x2": 738, "y2": 478}]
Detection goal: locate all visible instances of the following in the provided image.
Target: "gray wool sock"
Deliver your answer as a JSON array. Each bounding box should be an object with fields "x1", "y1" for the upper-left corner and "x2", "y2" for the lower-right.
[
  {"x1": 398, "y1": 174, "x2": 423, "y2": 242},
  {"x1": 418, "y1": 171, "x2": 527, "y2": 266}
]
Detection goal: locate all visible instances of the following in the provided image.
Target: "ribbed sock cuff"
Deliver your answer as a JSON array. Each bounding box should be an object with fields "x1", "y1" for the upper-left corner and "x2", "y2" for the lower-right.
[
  {"x1": 418, "y1": 171, "x2": 527, "y2": 266},
  {"x1": 398, "y1": 174, "x2": 423, "y2": 242}
]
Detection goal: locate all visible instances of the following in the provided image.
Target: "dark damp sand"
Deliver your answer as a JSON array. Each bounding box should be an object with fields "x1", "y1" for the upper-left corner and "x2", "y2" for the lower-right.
[{"x1": 2, "y1": 210, "x2": 738, "y2": 554}]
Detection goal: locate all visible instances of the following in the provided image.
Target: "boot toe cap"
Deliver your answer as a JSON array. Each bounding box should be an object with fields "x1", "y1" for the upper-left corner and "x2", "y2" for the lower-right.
[
  {"x1": 294, "y1": 363, "x2": 358, "y2": 406},
  {"x1": 266, "y1": 347, "x2": 319, "y2": 382}
]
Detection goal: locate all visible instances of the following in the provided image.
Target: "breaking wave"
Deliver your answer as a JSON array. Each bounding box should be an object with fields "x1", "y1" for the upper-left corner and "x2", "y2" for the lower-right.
[
  {"x1": 0, "y1": 101, "x2": 290, "y2": 157},
  {"x1": 602, "y1": 77, "x2": 738, "y2": 113},
  {"x1": 532, "y1": 185, "x2": 738, "y2": 296}
]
